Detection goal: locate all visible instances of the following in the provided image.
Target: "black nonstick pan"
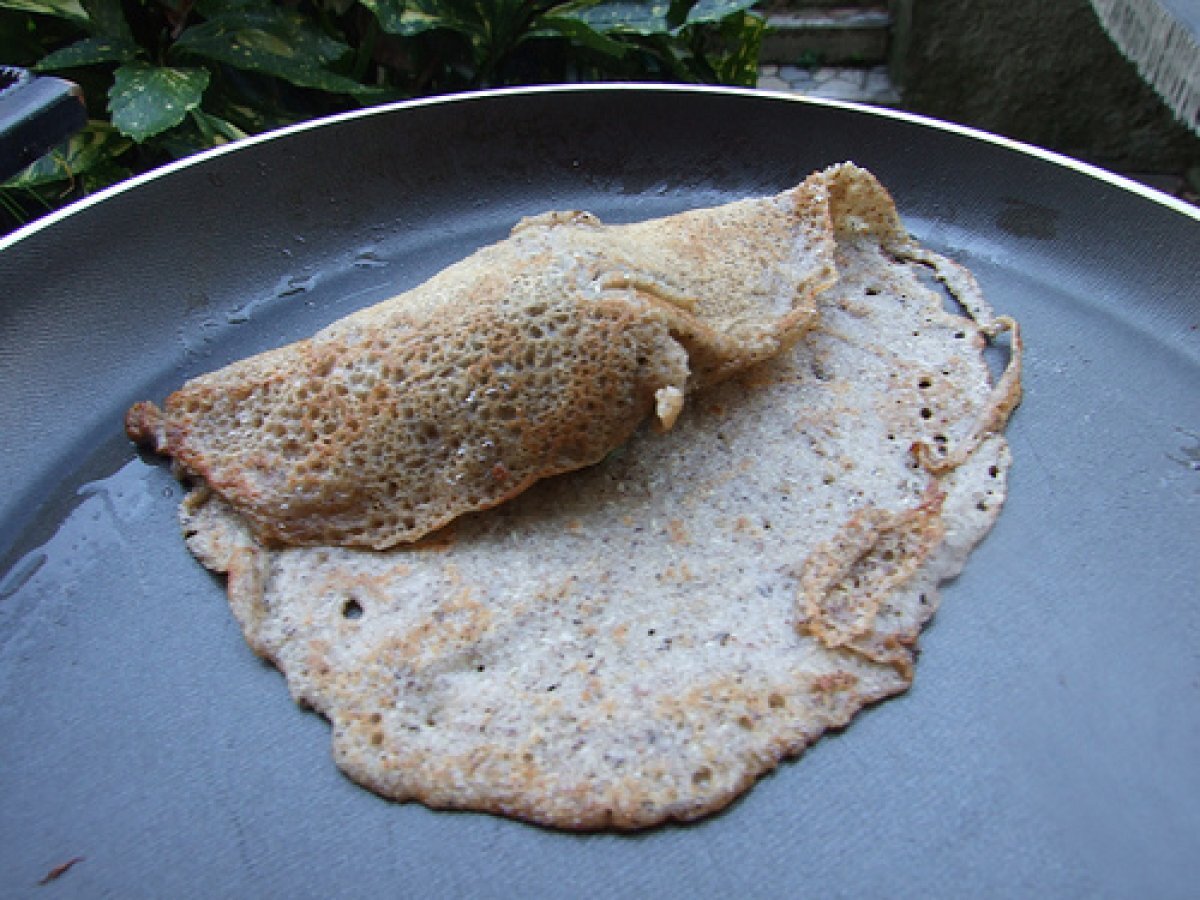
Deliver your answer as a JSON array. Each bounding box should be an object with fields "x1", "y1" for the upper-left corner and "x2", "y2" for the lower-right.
[{"x1": 1, "y1": 86, "x2": 1198, "y2": 898}]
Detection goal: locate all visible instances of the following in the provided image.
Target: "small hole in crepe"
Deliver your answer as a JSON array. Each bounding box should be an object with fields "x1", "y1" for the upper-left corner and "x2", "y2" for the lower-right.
[{"x1": 342, "y1": 598, "x2": 364, "y2": 620}]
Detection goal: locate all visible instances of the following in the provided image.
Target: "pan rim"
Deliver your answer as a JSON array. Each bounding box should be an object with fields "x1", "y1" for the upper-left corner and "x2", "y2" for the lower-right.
[
  {"x1": 1, "y1": 82, "x2": 1196, "y2": 254},
  {"x1": 1, "y1": 79, "x2": 1198, "y2": 896}
]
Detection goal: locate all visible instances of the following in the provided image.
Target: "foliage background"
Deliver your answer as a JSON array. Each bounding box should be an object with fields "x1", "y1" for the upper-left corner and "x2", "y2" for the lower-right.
[{"x1": 0, "y1": 0, "x2": 765, "y2": 231}]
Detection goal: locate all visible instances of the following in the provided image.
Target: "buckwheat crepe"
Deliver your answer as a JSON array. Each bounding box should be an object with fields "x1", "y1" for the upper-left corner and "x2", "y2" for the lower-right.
[
  {"x1": 127, "y1": 165, "x2": 858, "y2": 550},
  {"x1": 130, "y1": 163, "x2": 1021, "y2": 830}
]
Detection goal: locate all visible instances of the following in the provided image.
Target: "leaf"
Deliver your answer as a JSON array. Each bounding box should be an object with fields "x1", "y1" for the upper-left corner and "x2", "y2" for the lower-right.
[
  {"x1": 172, "y1": 7, "x2": 372, "y2": 94},
  {"x1": 190, "y1": 108, "x2": 246, "y2": 143},
  {"x1": 151, "y1": 108, "x2": 246, "y2": 158},
  {"x1": 0, "y1": 0, "x2": 88, "y2": 26},
  {"x1": 709, "y1": 10, "x2": 764, "y2": 86},
  {"x1": 2, "y1": 119, "x2": 132, "y2": 189},
  {"x1": 35, "y1": 35, "x2": 140, "y2": 69},
  {"x1": 77, "y1": 151, "x2": 132, "y2": 191},
  {"x1": 80, "y1": 0, "x2": 132, "y2": 40},
  {"x1": 358, "y1": 0, "x2": 440, "y2": 36},
  {"x1": 178, "y1": 7, "x2": 348, "y2": 64},
  {"x1": 534, "y1": 15, "x2": 630, "y2": 59},
  {"x1": 685, "y1": 0, "x2": 760, "y2": 26},
  {"x1": 108, "y1": 63, "x2": 209, "y2": 141},
  {"x1": 209, "y1": 96, "x2": 290, "y2": 135},
  {"x1": 191, "y1": 0, "x2": 255, "y2": 12},
  {"x1": 363, "y1": 0, "x2": 498, "y2": 40},
  {"x1": 552, "y1": 0, "x2": 673, "y2": 36}
]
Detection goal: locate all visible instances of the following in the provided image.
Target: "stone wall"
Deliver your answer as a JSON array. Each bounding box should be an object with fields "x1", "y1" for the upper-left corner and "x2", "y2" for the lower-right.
[{"x1": 891, "y1": 0, "x2": 1199, "y2": 173}]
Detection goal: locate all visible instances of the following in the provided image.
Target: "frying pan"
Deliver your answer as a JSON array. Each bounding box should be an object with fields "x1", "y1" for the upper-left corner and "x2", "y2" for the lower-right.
[
  {"x1": 1, "y1": 86, "x2": 1197, "y2": 897},
  {"x1": 0, "y1": 67, "x2": 87, "y2": 182}
]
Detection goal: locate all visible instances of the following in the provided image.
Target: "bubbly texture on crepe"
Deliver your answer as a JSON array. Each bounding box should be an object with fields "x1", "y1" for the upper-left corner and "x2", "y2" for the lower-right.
[
  {"x1": 126, "y1": 166, "x2": 882, "y2": 550},
  {"x1": 144, "y1": 163, "x2": 1021, "y2": 830}
]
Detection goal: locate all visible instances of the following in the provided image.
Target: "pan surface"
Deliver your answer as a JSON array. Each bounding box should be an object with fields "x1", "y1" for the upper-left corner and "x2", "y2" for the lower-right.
[{"x1": 1, "y1": 86, "x2": 1198, "y2": 898}]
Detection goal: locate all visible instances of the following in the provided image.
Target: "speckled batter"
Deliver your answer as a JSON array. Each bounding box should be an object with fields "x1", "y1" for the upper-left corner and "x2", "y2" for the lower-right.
[
  {"x1": 126, "y1": 166, "x2": 869, "y2": 550},
  {"x1": 171, "y1": 166, "x2": 1020, "y2": 829}
]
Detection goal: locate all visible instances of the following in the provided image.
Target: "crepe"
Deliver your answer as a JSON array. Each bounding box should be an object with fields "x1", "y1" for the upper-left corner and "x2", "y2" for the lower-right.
[
  {"x1": 153, "y1": 164, "x2": 1021, "y2": 829},
  {"x1": 126, "y1": 166, "x2": 872, "y2": 550}
]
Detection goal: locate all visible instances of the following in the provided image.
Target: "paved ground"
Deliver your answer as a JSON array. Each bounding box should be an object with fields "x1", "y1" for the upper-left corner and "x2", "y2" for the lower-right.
[
  {"x1": 756, "y1": 63, "x2": 900, "y2": 105},
  {"x1": 756, "y1": 65, "x2": 1199, "y2": 208}
]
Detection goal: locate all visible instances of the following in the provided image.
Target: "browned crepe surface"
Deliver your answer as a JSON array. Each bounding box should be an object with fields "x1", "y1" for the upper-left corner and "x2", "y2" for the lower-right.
[
  {"x1": 128, "y1": 165, "x2": 902, "y2": 550},
  {"x1": 166, "y1": 167, "x2": 1021, "y2": 828}
]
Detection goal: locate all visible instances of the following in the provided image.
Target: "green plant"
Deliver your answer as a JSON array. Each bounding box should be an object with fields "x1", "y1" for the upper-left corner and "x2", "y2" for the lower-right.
[{"x1": 0, "y1": 0, "x2": 765, "y2": 230}]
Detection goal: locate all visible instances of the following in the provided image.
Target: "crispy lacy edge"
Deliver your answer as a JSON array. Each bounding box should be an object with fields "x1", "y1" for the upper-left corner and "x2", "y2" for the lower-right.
[
  {"x1": 181, "y1": 488, "x2": 273, "y2": 658},
  {"x1": 797, "y1": 246, "x2": 1023, "y2": 678}
]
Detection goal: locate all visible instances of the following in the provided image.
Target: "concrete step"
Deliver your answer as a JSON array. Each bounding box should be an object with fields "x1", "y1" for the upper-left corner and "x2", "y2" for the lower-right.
[
  {"x1": 760, "y1": 5, "x2": 891, "y2": 67},
  {"x1": 756, "y1": 63, "x2": 901, "y2": 106}
]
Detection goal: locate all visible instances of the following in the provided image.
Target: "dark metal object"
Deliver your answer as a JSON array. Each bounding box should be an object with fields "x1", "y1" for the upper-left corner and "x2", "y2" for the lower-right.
[
  {"x1": 0, "y1": 66, "x2": 87, "y2": 182},
  {"x1": 0, "y1": 87, "x2": 1197, "y2": 897}
]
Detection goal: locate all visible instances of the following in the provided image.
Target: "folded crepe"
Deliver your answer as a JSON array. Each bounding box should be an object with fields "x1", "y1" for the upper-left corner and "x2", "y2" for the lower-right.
[
  {"x1": 131, "y1": 162, "x2": 1021, "y2": 829},
  {"x1": 128, "y1": 164, "x2": 901, "y2": 550},
  {"x1": 129, "y1": 162, "x2": 1022, "y2": 830}
]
